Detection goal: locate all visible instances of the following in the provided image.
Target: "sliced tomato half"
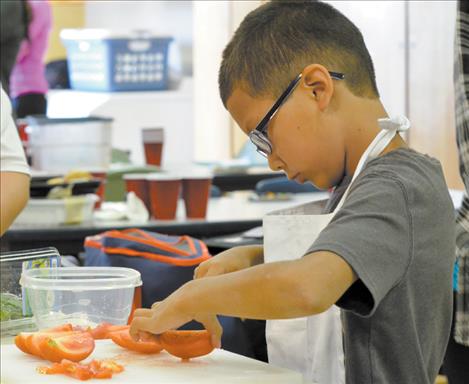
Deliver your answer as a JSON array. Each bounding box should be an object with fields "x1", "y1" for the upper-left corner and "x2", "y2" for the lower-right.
[
  {"x1": 159, "y1": 330, "x2": 214, "y2": 360},
  {"x1": 44, "y1": 324, "x2": 74, "y2": 333},
  {"x1": 14, "y1": 332, "x2": 33, "y2": 355},
  {"x1": 88, "y1": 322, "x2": 129, "y2": 340},
  {"x1": 39, "y1": 332, "x2": 95, "y2": 363},
  {"x1": 15, "y1": 324, "x2": 73, "y2": 356},
  {"x1": 110, "y1": 329, "x2": 163, "y2": 354}
]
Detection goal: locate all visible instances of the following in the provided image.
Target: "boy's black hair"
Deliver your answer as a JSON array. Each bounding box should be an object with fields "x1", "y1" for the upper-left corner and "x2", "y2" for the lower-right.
[{"x1": 219, "y1": 0, "x2": 379, "y2": 107}]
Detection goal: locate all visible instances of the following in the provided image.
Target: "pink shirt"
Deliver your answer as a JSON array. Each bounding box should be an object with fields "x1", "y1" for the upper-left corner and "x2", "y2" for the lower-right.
[{"x1": 9, "y1": 0, "x2": 52, "y2": 99}]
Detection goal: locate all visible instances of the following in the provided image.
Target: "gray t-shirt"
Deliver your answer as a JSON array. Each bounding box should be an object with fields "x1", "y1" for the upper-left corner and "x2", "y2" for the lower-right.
[{"x1": 306, "y1": 148, "x2": 455, "y2": 384}]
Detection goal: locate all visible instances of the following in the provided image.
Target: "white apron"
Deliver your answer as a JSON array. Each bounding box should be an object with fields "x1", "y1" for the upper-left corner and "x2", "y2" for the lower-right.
[{"x1": 263, "y1": 116, "x2": 410, "y2": 384}]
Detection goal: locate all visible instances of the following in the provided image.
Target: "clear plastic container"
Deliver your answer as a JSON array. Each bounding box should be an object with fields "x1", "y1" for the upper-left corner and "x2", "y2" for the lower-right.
[
  {"x1": 14, "y1": 194, "x2": 99, "y2": 226},
  {"x1": 1, "y1": 248, "x2": 60, "y2": 336},
  {"x1": 27, "y1": 116, "x2": 113, "y2": 172},
  {"x1": 20, "y1": 267, "x2": 142, "y2": 329}
]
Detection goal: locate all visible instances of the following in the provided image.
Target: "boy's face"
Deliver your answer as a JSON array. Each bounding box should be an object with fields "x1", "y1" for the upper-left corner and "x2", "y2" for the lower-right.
[{"x1": 226, "y1": 71, "x2": 346, "y2": 190}]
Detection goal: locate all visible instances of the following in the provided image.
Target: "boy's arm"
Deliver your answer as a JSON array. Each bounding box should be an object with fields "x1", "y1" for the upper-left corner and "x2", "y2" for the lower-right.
[{"x1": 130, "y1": 250, "x2": 356, "y2": 338}]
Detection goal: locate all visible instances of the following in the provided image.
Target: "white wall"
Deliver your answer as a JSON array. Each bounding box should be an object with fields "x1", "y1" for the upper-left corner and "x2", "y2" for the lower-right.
[
  {"x1": 327, "y1": 1, "x2": 406, "y2": 117},
  {"x1": 193, "y1": 1, "x2": 261, "y2": 162},
  {"x1": 407, "y1": 0, "x2": 461, "y2": 188}
]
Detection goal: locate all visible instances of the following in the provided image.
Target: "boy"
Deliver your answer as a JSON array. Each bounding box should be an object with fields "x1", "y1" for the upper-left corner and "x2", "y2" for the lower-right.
[{"x1": 131, "y1": 1, "x2": 455, "y2": 383}]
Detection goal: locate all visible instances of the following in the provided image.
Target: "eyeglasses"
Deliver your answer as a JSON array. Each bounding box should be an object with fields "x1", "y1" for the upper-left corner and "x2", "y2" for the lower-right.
[{"x1": 248, "y1": 71, "x2": 345, "y2": 157}]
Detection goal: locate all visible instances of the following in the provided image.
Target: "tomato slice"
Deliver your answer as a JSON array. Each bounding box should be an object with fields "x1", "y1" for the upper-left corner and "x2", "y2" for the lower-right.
[
  {"x1": 38, "y1": 359, "x2": 124, "y2": 381},
  {"x1": 46, "y1": 359, "x2": 93, "y2": 381},
  {"x1": 44, "y1": 324, "x2": 74, "y2": 333},
  {"x1": 39, "y1": 332, "x2": 95, "y2": 363},
  {"x1": 15, "y1": 332, "x2": 34, "y2": 355},
  {"x1": 159, "y1": 330, "x2": 214, "y2": 360},
  {"x1": 88, "y1": 322, "x2": 129, "y2": 340},
  {"x1": 25, "y1": 330, "x2": 82, "y2": 358},
  {"x1": 15, "y1": 324, "x2": 74, "y2": 357},
  {"x1": 37, "y1": 362, "x2": 67, "y2": 375},
  {"x1": 97, "y1": 359, "x2": 125, "y2": 373},
  {"x1": 110, "y1": 329, "x2": 163, "y2": 354}
]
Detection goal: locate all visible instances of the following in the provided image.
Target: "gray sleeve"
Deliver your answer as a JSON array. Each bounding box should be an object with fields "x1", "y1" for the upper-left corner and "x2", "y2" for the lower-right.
[{"x1": 306, "y1": 173, "x2": 412, "y2": 317}]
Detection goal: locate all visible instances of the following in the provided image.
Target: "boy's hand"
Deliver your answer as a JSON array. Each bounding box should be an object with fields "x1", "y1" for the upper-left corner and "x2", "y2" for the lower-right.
[
  {"x1": 129, "y1": 293, "x2": 223, "y2": 349},
  {"x1": 194, "y1": 245, "x2": 263, "y2": 279}
]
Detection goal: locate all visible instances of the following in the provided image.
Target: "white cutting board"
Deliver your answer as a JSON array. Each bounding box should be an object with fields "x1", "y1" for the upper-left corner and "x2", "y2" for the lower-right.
[{"x1": 1, "y1": 340, "x2": 303, "y2": 383}]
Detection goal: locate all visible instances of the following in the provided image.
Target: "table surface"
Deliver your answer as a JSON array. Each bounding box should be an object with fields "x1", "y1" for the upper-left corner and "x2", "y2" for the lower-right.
[
  {"x1": 1, "y1": 339, "x2": 303, "y2": 384},
  {"x1": 11, "y1": 191, "x2": 329, "y2": 230},
  {"x1": 1, "y1": 192, "x2": 329, "y2": 255},
  {"x1": 3, "y1": 189, "x2": 463, "y2": 255}
]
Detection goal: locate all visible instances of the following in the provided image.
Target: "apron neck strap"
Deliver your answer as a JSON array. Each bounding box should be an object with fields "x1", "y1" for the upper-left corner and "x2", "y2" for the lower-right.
[{"x1": 333, "y1": 116, "x2": 410, "y2": 213}]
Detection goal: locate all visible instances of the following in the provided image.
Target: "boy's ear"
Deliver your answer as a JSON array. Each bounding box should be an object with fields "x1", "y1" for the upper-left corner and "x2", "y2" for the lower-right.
[{"x1": 301, "y1": 64, "x2": 334, "y2": 111}]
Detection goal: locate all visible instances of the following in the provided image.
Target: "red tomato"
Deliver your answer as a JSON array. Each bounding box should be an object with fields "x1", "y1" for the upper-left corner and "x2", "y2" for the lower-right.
[
  {"x1": 15, "y1": 324, "x2": 74, "y2": 356},
  {"x1": 44, "y1": 324, "x2": 74, "y2": 333},
  {"x1": 159, "y1": 330, "x2": 214, "y2": 360},
  {"x1": 37, "y1": 362, "x2": 66, "y2": 375},
  {"x1": 88, "y1": 322, "x2": 129, "y2": 340},
  {"x1": 14, "y1": 333, "x2": 33, "y2": 355},
  {"x1": 52, "y1": 359, "x2": 92, "y2": 381},
  {"x1": 110, "y1": 329, "x2": 163, "y2": 354},
  {"x1": 38, "y1": 359, "x2": 124, "y2": 381},
  {"x1": 97, "y1": 359, "x2": 125, "y2": 373},
  {"x1": 39, "y1": 332, "x2": 95, "y2": 363}
]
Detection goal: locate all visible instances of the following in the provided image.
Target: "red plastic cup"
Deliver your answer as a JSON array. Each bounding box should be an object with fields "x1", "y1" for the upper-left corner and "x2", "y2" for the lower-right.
[
  {"x1": 123, "y1": 173, "x2": 151, "y2": 212},
  {"x1": 182, "y1": 171, "x2": 213, "y2": 219},
  {"x1": 16, "y1": 118, "x2": 31, "y2": 164},
  {"x1": 90, "y1": 171, "x2": 107, "y2": 209},
  {"x1": 147, "y1": 174, "x2": 182, "y2": 220},
  {"x1": 142, "y1": 128, "x2": 164, "y2": 166}
]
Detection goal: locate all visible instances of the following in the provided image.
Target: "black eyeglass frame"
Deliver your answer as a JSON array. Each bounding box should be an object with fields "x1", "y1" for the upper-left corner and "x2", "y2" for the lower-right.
[{"x1": 248, "y1": 71, "x2": 345, "y2": 157}]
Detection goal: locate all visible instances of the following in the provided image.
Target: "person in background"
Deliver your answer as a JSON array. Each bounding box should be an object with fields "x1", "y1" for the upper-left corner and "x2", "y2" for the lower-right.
[
  {"x1": 0, "y1": 85, "x2": 30, "y2": 236},
  {"x1": 442, "y1": 1, "x2": 469, "y2": 382},
  {"x1": 130, "y1": 1, "x2": 456, "y2": 383},
  {"x1": 0, "y1": 0, "x2": 29, "y2": 95},
  {"x1": 10, "y1": 0, "x2": 52, "y2": 118}
]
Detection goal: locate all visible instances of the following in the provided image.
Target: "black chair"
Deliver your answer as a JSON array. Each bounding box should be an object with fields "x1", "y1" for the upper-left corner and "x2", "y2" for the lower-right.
[
  {"x1": 255, "y1": 176, "x2": 320, "y2": 194},
  {"x1": 210, "y1": 185, "x2": 222, "y2": 197}
]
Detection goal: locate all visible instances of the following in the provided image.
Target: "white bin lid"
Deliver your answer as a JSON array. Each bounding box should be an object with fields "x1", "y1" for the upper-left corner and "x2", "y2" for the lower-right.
[{"x1": 61, "y1": 28, "x2": 173, "y2": 41}]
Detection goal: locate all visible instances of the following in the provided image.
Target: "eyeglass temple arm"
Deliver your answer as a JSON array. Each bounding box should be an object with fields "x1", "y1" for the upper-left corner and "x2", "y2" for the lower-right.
[{"x1": 329, "y1": 71, "x2": 345, "y2": 80}]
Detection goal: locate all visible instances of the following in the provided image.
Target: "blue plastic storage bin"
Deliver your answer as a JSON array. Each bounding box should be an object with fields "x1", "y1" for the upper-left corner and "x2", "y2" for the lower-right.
[{"x1": 61, "y1": 29, "x2": 173, "y2": 92}]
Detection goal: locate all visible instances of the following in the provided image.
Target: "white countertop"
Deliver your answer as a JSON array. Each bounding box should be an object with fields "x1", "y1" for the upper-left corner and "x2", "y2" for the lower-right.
[{"x1": 1, "y1": 339, "x2": 303, "y2": 384}]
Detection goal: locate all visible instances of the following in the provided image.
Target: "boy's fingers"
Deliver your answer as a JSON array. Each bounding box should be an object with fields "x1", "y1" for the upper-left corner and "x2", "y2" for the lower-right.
[
  {"x1": 204, "y1": 264, "x2": 225, "y2": 277},
  {"x1": 129, "y1": 316, "x2": 157, "y2": 340},
  {"x1": 151, "y1": 301, "x2": 161, "y2": 310},
  {"x1": 197, "y1": 315, "x2": 223, "y2": 349},
  {"x1": 133, "y1": 308, "x2": 153, "y2": 318},
  {"x1": 194, "y1": 263, "x2": 207, "y2": 279}
]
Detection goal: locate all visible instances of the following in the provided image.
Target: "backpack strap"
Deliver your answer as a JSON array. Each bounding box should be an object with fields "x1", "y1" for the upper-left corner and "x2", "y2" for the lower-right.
[{"x1": 84, "y1": 228, "x2": 211, "y2": 266}]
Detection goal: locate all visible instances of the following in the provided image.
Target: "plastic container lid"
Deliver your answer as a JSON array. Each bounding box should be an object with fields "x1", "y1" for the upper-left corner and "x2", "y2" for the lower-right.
[
  {"x1": 20, "y1": 267, "x2": 142, "y2": 291},
  {"x1": 26, "y1": 116, "x2": 113, "y2": 126}
]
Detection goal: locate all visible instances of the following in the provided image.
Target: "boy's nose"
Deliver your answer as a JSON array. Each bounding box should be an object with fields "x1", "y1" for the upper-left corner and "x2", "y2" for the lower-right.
[{"x1": 267, "y1": 152, "x2": 284, "y2": 172}]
